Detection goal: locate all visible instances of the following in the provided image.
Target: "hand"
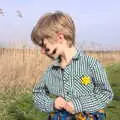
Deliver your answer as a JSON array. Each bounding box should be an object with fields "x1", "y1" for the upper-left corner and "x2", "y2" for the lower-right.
[
  {"x1": 54, "y1": 97, "x2": 66, "y2": 110},
  {"x1": 64, "y1": 101, "x2": 75, "y2": 114}
]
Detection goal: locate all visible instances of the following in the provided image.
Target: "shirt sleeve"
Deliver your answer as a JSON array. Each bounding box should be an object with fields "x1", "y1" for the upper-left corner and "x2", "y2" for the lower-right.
[
  {"x1": 70, "y1": 57, "x2": 114, "y2": 113},
  {"x1": 32, "y1": 68, "x2": 55, "y2": 113}
]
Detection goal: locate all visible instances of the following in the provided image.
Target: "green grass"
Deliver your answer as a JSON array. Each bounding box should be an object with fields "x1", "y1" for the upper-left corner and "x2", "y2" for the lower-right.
[
  {"x1": 0, "y1": 63, "x2": 120, "y2": 120},
  {"x1": 105, "y1": 63, "x2": 120, "y2": 120},
  {"x1": 0, "y1": 90, "x2": 47, "y2": 120}
]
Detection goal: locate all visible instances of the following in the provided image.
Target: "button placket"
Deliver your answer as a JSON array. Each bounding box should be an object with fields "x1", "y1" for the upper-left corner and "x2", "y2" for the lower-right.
[{"x1": 62, "y1": 66, "x2": 71, "y2": 100}]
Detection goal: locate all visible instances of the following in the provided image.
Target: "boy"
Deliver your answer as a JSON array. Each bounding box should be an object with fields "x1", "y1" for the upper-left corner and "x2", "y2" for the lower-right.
[{"x1": 31, "y1": 11, "x2": 113, "y2": 120}]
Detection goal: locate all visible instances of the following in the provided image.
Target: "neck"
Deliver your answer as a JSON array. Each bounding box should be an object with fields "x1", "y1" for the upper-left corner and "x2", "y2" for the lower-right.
[{"x1": 60, "y1": 46, "x2": 77, "y2": 66}]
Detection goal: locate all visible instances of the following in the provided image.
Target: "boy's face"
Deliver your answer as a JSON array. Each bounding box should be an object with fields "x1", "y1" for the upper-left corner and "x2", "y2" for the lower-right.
[
  {"x1": 40, "y1": 33, "x2": 67, "y2": 60},
  {"x1": 41, "y1": 38, "x2": 58, "y2": 59}
]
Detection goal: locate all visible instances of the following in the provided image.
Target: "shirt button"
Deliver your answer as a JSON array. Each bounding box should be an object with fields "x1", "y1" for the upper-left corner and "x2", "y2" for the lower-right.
[{"x1": 67, "y1": 92, "x2": 69, "y2": 95}]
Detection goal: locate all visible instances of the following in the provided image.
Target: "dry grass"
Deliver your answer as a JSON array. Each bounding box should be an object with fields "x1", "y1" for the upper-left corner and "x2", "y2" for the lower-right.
[
  {"x1": 0, "y1": 48, "x2": 120, "y2": 92},
  {"x1": 0, "y1": 48, "x2": 52, "y2": 93},
  {"x1": 86, "y1": 51, "x2": 120, "y2": 66}
]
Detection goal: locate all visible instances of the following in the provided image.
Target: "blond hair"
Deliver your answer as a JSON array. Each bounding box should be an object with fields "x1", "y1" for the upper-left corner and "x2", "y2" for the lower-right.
[{"x1": 31, "y1": 11, "x2": 75, "y2": 47}]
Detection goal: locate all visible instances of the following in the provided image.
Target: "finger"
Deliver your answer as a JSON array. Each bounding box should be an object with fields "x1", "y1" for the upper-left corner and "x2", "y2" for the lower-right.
[
  {"x1": 57, "y1": 106, "x2": 63, "y2": 110},
  {"x1": 65, "y1": 104, "x2": 73, "y2": 113}
]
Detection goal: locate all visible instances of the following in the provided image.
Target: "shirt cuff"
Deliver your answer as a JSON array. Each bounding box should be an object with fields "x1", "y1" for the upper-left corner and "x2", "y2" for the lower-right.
[{"x1": 70, "y1": 98, "x2": 82, "y2": 113}]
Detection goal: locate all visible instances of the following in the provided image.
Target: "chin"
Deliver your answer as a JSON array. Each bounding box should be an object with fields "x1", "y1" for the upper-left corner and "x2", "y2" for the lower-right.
[{"x1": 52, "y1": 54, "x2": 58, "y2": 60}]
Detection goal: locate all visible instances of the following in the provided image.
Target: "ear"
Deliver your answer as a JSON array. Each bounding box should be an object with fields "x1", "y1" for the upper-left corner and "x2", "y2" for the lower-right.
[{"x1": 56, "y1": 32, "x2": 64, "y2": 43}]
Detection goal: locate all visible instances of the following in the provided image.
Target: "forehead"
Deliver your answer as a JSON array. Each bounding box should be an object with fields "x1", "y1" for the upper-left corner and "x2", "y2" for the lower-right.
[
  {"x1": 37, "y1": 38, "x2": 50, "y2": 45},
  {"x1": 43, "y1": 37, "x2": 57, "y2": 44}
]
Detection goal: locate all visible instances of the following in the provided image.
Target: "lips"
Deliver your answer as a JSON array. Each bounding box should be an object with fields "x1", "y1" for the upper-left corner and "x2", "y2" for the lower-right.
[{"x1": 52, "y1": 48, "x2": 57, "y2": 55}]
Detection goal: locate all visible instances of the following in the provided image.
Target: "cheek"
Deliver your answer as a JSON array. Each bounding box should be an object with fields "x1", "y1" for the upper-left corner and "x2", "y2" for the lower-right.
[
  {"x1": 58, "y1": 45, "x2": 64, "y2": 52},
  {"x1": 56, "y1": 47, "x2": 63, "y2": 55}
]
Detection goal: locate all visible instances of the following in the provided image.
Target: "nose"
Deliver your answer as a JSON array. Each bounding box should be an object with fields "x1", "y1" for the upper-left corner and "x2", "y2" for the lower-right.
[
  {"x1": 40, "y1": 48, "x2": 50, "y2": 54},
  {"x1": 40, "y1": 48, "x2": 45, "y2": 54}
]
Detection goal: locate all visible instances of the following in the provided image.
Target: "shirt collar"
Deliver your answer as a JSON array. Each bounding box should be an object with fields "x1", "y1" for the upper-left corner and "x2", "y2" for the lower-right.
[{"x1": 52, "y1": 47, "x2": 84, "y2": 67}]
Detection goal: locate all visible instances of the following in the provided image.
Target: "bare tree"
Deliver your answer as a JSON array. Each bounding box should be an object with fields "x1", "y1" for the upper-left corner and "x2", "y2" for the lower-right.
[
  {"x1": 16, "y1": 10, "x2": 23, "y2": 18},
  {"x1": 0, "y1": 8, "x2": 4, "y2": 16}
]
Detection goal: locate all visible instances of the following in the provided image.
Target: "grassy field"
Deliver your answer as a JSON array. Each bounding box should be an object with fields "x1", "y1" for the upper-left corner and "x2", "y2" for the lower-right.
[
  {"x1": 105, "y1": 63, "x2": 120, "y2": 120},
  {"x1": 0, "y1": 63, "x2": 120, "y2": 120}
]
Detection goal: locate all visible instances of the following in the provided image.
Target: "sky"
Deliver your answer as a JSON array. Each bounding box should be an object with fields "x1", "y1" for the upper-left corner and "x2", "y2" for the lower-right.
[{"x1": 0, "y1": 0, "x2": 120, "y2": 50}]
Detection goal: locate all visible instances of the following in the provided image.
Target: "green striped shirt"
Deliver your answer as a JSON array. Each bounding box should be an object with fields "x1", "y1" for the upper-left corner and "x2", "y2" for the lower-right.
[{"x1": 33, "y1": 48, "x2": 113, "y2": 113}]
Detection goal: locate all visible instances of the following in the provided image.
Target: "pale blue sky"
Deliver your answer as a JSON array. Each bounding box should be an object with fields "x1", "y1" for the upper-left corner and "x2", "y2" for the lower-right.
[{"x1": 0, "y1": 0, "x2": 120, "y2": 49}]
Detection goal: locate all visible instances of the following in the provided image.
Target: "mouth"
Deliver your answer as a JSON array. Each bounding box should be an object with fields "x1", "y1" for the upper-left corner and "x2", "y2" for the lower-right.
[{"x1": 52, "y1": 48, "x2": 57, "y2": 55}]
